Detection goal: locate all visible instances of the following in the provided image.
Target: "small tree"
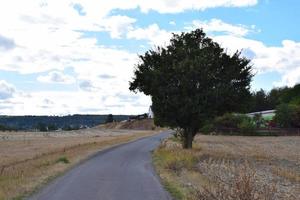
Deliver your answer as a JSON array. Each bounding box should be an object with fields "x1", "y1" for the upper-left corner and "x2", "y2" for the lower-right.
[
  {"x1": 129, "y1": 29, "x2": 252, "y2": 148},
  {"x1": 105, "y1": 114, "x2": 114, "y2": 123}
]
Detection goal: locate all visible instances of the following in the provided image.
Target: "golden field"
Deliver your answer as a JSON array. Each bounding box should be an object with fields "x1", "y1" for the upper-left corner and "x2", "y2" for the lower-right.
[{"x1": 0, "y1": 128, "x2": 158, "y2": 200}]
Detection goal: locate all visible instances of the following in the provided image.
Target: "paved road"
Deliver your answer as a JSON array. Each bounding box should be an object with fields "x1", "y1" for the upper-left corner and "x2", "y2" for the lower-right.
[{"x1": 30, "y1": 131, "x2": 172, "y2": 200}]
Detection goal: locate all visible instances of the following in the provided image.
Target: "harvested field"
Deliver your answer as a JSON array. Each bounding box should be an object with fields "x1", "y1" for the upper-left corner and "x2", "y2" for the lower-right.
[
  {"x1": 0, "y1": 128, "x2": 159, "y2": 200},
  {"x1": 153, "y1": 135, "x2": 300, "y2": 200}
]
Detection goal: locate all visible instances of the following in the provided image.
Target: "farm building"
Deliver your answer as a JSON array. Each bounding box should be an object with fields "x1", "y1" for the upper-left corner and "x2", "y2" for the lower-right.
[{"x1": 247, "y1": 110, "x2": 275, "y2": 120}]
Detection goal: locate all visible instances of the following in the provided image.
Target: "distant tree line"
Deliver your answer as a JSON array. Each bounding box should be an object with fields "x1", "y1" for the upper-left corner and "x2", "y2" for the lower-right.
[
  {"x1": 0, "y1": 114, "x2": 131, "y2": 131},
  {"x1": 248, "y1": 84, "x2": 300, "y2": 112}
]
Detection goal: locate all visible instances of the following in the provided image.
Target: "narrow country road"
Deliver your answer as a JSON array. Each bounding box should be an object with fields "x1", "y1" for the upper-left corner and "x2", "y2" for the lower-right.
[{"x1": 29, "y1": 131, "x2": 172, "y2": 200}]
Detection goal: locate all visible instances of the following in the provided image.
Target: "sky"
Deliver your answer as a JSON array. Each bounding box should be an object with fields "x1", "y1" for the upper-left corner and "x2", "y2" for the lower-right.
[{"x1": 0, "y1": 0, "x2": 299, "y2": 115}]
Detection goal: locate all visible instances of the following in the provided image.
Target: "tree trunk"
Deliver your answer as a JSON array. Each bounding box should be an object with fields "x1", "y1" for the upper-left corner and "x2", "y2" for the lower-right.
[{"x1": 183, "y1": 129, "x2": 193, "y2": 149}]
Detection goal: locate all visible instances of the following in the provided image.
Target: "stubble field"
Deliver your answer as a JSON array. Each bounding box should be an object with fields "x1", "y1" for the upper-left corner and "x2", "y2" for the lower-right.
[
  {"x1": 153, "y1": 134, "x2": 300, "y2": 200},
  {"x1": 0, "y1": 128, "x2": 158, "y2": 200}
]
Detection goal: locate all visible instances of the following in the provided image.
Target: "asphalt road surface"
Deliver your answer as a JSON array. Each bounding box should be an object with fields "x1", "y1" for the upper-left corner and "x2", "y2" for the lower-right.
[{"x1": 29, "y1": 131, "x2": 172, "y2": 200}]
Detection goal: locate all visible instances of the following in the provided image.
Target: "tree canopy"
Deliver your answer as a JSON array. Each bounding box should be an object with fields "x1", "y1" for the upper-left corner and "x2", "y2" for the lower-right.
[{"x1": 129, "y1": 29, "x2": 253, "y2": 148}]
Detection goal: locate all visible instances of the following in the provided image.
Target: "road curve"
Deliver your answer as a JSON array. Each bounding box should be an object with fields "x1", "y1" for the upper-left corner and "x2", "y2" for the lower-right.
[{"x1": 29, "y1": 131, "x2": 172, "y2": 200}]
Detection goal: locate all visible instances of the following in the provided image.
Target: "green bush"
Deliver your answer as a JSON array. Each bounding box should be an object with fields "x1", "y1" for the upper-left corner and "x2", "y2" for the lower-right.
[
  {"x1": 214, "y1": 113, "x2": 256, "y2": 135},
  {"x1": 238, "y1": 117, "x2": 256, "y2": 135},
  {"x1": 200, "y1": 122, "x2": 215, "y2": 134},
  {"x1": 214, "y1": 113, "x2": 252, "y2": 129},
  {"x1": 215, "y1": 113, "x2": 240, "y2": 129},
  {"x1": 274, "y1": 103, "x2": 300, "y2": 128},
  {"x1": 56, "y1": 156, "x2": 70, "y2": 164}
]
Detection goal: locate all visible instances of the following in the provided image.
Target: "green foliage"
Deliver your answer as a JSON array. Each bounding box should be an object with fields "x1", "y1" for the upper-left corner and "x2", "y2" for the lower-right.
[
  {"x1": 213, "y1": 113, "x2": 256, "y2": 135},
  {"x1": 200, "y1": 121, "x2": 215, "y2": 134},
  {"x1": 56, "y1": 156, "x2": 70, "y2": 164},
  {"x1": 164, "y1": 181, "x2": 184, "y2": 200},
  {"x1": 238, "y1": 117, "x2": 256, "y2": 134},
  {"x1": 280, "y1": 84, "x2": 300, "y2": 105},
  {"x1": 274, "y1": 104, "x2": 300, "y2": 128},
  {"x1": 249, "y1": 84, "x2": 300, "y2": 113},
  {"x1": 129, "y1": 29, "x2": 252, "y2": 148},
  {"x1": 105, "y1": 114, "x2": 114, "y2": 123},
  {"x1": 215, "y1": 113, "x2": 244, "y2": 129},
  {"x1": 251, "y1": 89, "x2": 271, "y2": 112}
]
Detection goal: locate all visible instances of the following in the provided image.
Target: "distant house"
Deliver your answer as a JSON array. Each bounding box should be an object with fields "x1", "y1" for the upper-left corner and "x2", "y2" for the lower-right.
[
  {"x1": 148, "y1": 106, "x2": 154, "y2": 118},
  {"x1": 247, "y1": 110, "x2": 276, "y2": 120}
]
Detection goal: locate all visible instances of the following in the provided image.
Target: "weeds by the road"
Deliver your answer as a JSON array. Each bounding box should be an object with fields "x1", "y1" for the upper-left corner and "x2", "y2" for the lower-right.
[{"x1": 55, "y1": 156, "x2": 70, "y2": 164}]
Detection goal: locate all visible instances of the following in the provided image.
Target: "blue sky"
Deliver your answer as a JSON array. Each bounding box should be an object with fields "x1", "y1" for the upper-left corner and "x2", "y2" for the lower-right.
[{"x1": 0, "y1": 0, "x2": 299, "y2": 115}]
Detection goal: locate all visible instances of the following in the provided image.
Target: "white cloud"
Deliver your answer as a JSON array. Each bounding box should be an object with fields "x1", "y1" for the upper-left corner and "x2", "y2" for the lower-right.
[
  {"x1": 212, "y1": 35, "x2": 300, "y2": 87},
  {"x1": 0, "y1": 80, "x2": 16, "y2": 99},
  {"x1": 127, "y1": 24, "x2": 173, "y2": 46},
  {"x1": 102, "y1": 15, "x2": 136, "y2": 39},
  {"x1": 0, "y1": 90, "x2": 151, "y2": 115},
  {"x1": 169, "y1": 21, "x2": 176, "y2": 26},
  {"x1": 135, "y1": 0, "x2": 257, "y2": 13},
  {"x1": 274, "y1": 66, "x2": 300, "y2": 87},
  {"x1": 187, "y1": 18, "x2": 258, "y2": 36},
  {"x1": 78, "y1": 80, "x2": 99, "y2": 91},
  {"x1": 67, "y1": 0, "x2": 258, "y2": 15},
  {"x1": 37, "y1": 71, "x2": 75, "y2": 84}
]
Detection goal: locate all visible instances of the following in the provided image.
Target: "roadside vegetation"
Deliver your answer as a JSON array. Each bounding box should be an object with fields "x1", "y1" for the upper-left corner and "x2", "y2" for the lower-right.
[
  {"x1": 153, "y1": 134, "x2": 300, "y2": 200},
  {"x1": 0, "y1": 128, "x2": 158, "y2": 200}
]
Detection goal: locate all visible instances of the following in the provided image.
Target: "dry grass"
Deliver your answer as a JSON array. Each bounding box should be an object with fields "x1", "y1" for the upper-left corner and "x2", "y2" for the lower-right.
[
  {"x1": 153, "y1": 135, "x2": 300, "y2": 200},
  {"x1": 0, "y1": 128, "x2": 158, "y2": 200},
  {"x1": 194, "y1": 166, "x2": 277, "y2": 200}
]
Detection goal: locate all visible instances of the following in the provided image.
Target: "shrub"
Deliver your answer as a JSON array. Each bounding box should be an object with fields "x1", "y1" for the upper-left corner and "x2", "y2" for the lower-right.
[
  {"x1": 56, "y1": 156, "x2": 70, "y2": 164},
  {"x1": 214, "y1": 113, "x2": 242, "y2": 129},
  {"x1": 200, "y1": 122, "x2": 215, "y2": 135},
  {"x1": 274, "y1": 104, "x2": 300, "y2": 128},
  {"x1": 238, "y1": 117, "x2": 256, "y2": 135}
]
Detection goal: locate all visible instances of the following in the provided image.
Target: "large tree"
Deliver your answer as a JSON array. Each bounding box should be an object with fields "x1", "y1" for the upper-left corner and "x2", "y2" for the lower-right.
[{"x1": 129, "y1": 29, "x2": 252, "y2": 148}]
